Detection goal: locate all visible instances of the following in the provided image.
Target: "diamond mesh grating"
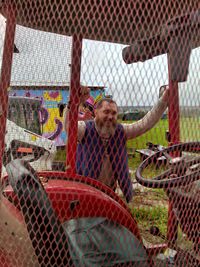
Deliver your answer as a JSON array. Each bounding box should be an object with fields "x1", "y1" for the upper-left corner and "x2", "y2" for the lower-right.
[{"x1": 0, "y1": 1, "x2": 199, "y2": 266}]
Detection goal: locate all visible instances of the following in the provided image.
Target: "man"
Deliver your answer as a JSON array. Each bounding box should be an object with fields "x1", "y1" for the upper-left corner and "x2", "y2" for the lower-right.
[{"x1": 65, "y1": 86, "x2": 169, "y2": 203}]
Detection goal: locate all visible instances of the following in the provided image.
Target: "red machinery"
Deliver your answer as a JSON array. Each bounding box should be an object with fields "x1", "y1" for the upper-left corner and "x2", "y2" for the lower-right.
[
  {"x1": 0, "y1": 141, "x2": 199, "y2": 266},
  {"x1": 2, "y1": 158, "x2": 149, "y2": 266}
]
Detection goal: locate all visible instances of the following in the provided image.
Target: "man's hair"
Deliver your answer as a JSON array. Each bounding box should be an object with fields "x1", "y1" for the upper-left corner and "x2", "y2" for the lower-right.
[{"x1": 95, "y1": 98, "x2": 117, "y2": 109}]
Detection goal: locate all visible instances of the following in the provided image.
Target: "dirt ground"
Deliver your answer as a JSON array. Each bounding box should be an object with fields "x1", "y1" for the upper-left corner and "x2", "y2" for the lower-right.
[{"x1": 117, "y1": 181, "x2": 195, "y2": 252}]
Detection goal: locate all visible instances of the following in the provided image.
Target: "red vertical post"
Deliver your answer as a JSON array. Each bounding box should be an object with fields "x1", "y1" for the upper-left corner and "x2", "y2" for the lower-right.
[
  {"x1": 0, "y1": 5, "x2": 16, "y2": 176},
  {"x1": 167, "y1": 51, "x2": 180, "y2": 146},
  {"x1": 66, "y1": 35, "x2": 82, "y2": 174},
  {"x1": 168, "y1": 82, "x2": 180, "y2": 146},
  {"x1": 166, "y1": 54, "x2": 179, "y2": 245}
]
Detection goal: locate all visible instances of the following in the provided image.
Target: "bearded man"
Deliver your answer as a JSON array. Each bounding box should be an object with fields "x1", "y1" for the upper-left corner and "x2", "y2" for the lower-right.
[{"x1": 65, "y1": 87, "x2": 169, "y2": 203}]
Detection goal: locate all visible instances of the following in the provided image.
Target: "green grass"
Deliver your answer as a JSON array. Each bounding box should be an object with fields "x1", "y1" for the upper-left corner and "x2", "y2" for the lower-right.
[
  {"x1": 126, "y1": 117, "x2": 200, "y2": 151},
  {"x1": 131, "y1": 206, "x2": 168, "y2": 236},
  {"x1": 126, "y1": 119, "x2": 169, "y2": 151},
  {"x1": 126, "y1": 119, "x2": 168, "y2": 174},
  {"x1": 126, "y1": 117, "x2": 200, "y2": 172},
  {"x1": 128, "y1": 188, "x2": 169, "y2": 243},
  {"x1": 180, "y1": 117, "x2": 200, "y2": 141}
]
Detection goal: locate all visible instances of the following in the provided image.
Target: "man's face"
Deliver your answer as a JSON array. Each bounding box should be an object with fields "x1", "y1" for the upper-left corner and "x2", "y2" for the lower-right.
[{"x1": 95, "y1": 101, "x2": 118, "y2": 135}]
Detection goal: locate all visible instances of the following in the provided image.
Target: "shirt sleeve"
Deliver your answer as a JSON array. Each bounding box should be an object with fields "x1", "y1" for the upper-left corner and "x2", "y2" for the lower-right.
[{"x1": 123, "y1": 98, "x2": 168, "y2": 140}]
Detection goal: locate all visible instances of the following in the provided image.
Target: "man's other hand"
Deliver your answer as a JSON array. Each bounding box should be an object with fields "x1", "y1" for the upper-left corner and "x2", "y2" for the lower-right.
[{"x1": 80, "y1": 86, "x2": 90, "y2": 104}]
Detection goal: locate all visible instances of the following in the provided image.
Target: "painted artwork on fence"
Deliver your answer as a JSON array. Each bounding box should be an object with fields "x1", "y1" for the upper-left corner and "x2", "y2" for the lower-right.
[{"x1": 8, "y1": 87, "x2": 106, "y2": 147}]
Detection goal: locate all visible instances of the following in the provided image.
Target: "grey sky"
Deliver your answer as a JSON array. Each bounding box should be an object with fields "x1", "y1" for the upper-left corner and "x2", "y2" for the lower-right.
[{"x1": 0, "y1": 15, "x2": 199, "y2": 107}]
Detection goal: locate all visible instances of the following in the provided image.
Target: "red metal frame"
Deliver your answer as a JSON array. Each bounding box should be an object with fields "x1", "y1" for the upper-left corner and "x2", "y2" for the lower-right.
[
  {"x1": 0, "y1": 249, "x2": 13, "y2": 267},
  {"x1": 166, "y1": 54, "x2": 180, "y2": 247},
  {"x1": 65, "y1": 31, "x2": 182, "y2": 253},
  {"x1": 3, "y1": 179, "x2": 142, "y2": 241},
  {"x1": 0, "y1": 1, "x2": 186, "y2": 260},
  {"x1": 167, "y1": 52, "x2": 180, "y2": 146},
  {"x1": 41, "y1": 171, "x2": 131, "y2": 211},
  {"x1": 66, "y1": 35, "x2": 83, "y2": 174},
  {"x1": 0, "y1": 5, "x2": 16, "y2": 176},
  {"x1": 2, "y1": 170, "x2": 129, "y2": 212}
]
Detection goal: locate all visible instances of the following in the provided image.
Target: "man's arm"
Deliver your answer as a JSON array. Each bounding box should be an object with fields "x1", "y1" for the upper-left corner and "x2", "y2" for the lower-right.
[
  {"x1": 123, "y1": 88, "x2": 169, "y2": 140},
  {"x1": 63, "y1": 106, "x2": 86, "y2": 142}
]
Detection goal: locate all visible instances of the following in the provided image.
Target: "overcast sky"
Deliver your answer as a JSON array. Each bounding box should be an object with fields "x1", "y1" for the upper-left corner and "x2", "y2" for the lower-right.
[{"x1": 0, "y1": 14, "x2": 199, "y2": 107}]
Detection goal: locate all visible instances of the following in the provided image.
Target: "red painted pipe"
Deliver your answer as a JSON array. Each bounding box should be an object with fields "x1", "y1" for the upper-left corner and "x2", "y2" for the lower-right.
[
  {"x1": 0, "y1": 4, "x2": 16, "y2": 176},
  {"x1": 66, "y1": 35, "x2": 83, "y2": 174}
]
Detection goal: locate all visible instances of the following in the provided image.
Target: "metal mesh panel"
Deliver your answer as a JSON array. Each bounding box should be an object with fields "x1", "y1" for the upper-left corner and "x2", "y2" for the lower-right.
[
  {"x1": 0, "y1": 1, "x2": 200, "y2": 266},
  {"x1": 11, "y1": 26, "x2": 72, "y2": 86}
]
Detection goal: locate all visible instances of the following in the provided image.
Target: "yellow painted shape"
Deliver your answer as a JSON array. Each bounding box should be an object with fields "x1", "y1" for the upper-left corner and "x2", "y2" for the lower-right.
[
  {"x1": 43, "y1": 91, "x2": 62, "y2": 102},
  {"x1": 43, "y1": 108, "x2": 64, "y2": 132}
]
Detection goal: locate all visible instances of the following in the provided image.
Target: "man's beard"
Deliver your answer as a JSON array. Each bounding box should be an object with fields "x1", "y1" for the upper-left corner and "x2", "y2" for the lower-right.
[{"x1": 95, "y1": 117, "x2": 117, "y2": 136}]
